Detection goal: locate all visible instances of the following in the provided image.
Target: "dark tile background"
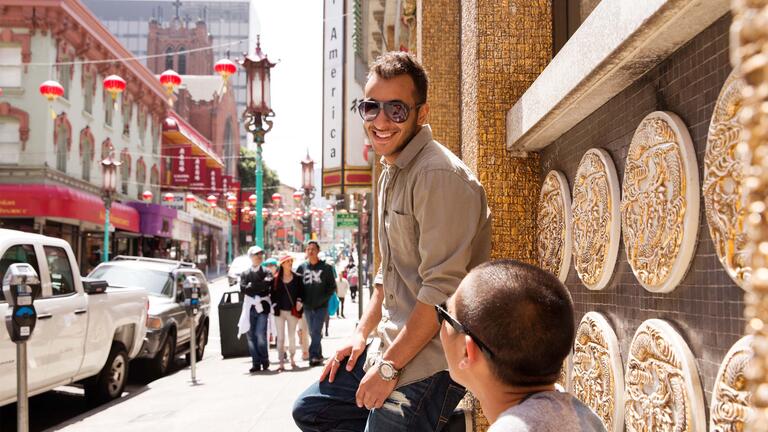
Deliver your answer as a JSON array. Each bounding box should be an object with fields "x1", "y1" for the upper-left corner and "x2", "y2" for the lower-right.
[{"x1": 539, "y1": 13, "x2": 741, "y2": 416}]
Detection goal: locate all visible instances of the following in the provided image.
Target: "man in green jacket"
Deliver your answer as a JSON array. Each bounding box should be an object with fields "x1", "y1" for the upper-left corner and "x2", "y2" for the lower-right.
[{"x1": 298, "y1": 240, "x2": 337, "y2": 366}]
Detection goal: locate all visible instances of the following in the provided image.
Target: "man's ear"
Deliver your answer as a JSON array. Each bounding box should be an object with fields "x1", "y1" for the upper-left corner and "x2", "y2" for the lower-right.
[
  {"x1": 462, "y1": 335, "x2": 481, "y2": 369},
  {"x1": 417, "y1": 103, "x2": 430, "y2": 125}
]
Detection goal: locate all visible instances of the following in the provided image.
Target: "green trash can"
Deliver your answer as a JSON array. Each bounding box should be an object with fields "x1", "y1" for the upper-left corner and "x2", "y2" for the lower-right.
[{"x1": 218, "y1": 290, "x2": 250, "y2": 358}]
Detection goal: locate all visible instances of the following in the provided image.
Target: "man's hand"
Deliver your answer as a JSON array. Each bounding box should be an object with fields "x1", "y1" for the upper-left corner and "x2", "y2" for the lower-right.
[
  {"x1": 356, "y1": 364, "x2": 398, "y2": 410},
  {"x1": 320, "y1": 331, "x2": 366, "y2": 383}
]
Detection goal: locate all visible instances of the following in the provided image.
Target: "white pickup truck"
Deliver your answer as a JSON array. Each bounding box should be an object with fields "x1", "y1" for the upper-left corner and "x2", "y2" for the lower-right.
[{"x1": 0, "y1": 229, "x2": 148, "y2": 405}]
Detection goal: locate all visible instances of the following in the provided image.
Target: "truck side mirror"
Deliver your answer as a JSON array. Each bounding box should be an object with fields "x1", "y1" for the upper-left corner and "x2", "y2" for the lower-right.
[
  {"x1": 82, "y1": 278, "x2": 108, "y2": 295},
  {"x1": 3, "y1": 263, "x2": 40, "y2": 342}
]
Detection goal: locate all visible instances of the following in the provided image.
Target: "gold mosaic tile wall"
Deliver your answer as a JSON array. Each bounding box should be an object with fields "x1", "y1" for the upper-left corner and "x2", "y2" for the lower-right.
[
  {"x1": 460, "y1": 0, "x2": 551, "y2": 266},
  {"x1": 418, "y1": 0, "x2": 462, "y2": 156}
]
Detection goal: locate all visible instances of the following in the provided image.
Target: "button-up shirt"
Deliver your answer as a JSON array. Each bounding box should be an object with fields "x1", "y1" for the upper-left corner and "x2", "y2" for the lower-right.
[{"x1": 367, "y1": 124, "x2": 492, "y2": 387}]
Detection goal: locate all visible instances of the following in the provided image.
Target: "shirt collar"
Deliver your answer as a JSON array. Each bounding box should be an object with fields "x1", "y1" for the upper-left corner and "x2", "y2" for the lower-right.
[{"x1": 379, "y1": 124, "x2": 433, "y2": 170}]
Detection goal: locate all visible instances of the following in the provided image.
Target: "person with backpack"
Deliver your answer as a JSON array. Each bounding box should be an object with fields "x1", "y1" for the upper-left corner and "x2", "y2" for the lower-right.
[
  {"x1": 297, "y1": 241, "x2": 337, "y2": 367},
  {"x1": 272, "y1": 253, "x2": 304, "y2": 371}
]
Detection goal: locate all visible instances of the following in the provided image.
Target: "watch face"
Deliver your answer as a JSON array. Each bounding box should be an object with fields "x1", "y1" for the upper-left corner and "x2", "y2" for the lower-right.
[{"x1": 380, "y1": 363, "x2": 394, "y2": 379}]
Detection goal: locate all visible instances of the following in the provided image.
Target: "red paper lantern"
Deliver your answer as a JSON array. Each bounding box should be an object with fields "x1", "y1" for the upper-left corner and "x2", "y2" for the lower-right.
[
  {"x1": 163, "y1": 192, "x2": 175, "y2": 202},
  {"x1": 262, "y1": 208, "x2": 269, "y2": 217},
  {"x1": 214, "y1": 59, "x2": 237, "y2": 93},
  {"x1": 206, "y1": 194, "x2": 217, "y2": 206},
  {"x1": 142, "y1": 190, "x2": 153, "y2": 202},
  {"x1": 103, "y1": 75, "x2": 126, "y2": 101},
  {"x1": 185, "y1": 193, "x2": 196, "y2": 203},
  {"x1": 160, "y1": 70, "x2": 181, "y2": 106},
  {"x1": 226, "y1": 194, "x2": 237, "y2": 206},
  {"x1": 326, "y1": 205, "x2": 334, "y2": 212},
  {"x1": 293, "y1": 191, "x2": 303, "y2": 201},
  {"x1": 249, "y1": 193, "x2": 258, "y2": 205},
  {"x1": 272, "y1": 193, "x2": 282, "y2": 203},
  {"x1": 39, "y1": 80, "x2": 64, "y2": 101}
]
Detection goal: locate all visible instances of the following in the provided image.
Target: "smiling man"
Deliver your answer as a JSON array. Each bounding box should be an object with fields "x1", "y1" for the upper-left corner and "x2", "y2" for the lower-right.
[{"x1": 293, "y1": 52, "x2": 492, "y2": 431}]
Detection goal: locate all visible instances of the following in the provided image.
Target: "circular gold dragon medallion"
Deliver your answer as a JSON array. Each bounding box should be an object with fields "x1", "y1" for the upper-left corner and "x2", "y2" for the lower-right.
[
  {"x1": 621, "y1": 111, "x2": 700, "y2": 293},
  {"x1": 571, "y1": 312, "x2": 624, "y2": 432},
  {"x1": 537, "y1": 170, "x2": 572, "y2": 282},
  {"x1": 704, "y1": 71, "x2": 750, "y2": 289},
  {"x1": 572, "y1": 149, "x2": 621, "y2": 290},
  {"x1": 709, "y1": 335, "x2": 753, "y2": 431},
  {"x1": 624, "y1": 319, "x2": 705, "y2": 432}
]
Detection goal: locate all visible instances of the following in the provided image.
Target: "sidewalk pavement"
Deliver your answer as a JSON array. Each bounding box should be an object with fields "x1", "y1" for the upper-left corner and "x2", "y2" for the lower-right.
[{"x1": 55, "y1": 277, "x2": 361, "y2": 432}]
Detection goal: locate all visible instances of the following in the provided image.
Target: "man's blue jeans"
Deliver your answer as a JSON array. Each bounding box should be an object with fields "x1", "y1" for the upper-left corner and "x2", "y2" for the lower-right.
[
  {"x1": 292, "y1": 347, "x2": 466, "y2": 431},
  {"x1": 305, "y1": 307, "x2": 327, "y2": 360},
  {"x1": 246, "y1": 307, "x2": 269, "y2": 368}
]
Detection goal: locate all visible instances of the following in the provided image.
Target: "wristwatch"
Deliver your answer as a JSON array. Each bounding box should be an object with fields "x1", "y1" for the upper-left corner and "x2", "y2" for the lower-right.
[{"x1": 377, "y1": 359, "x2": 401, "y2": 381}]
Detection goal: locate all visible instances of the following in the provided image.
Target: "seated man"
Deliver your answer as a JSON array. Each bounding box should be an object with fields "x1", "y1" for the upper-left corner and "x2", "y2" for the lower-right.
[{"x1": 438, "y1": 259, "x2": 605, "y2": 432}]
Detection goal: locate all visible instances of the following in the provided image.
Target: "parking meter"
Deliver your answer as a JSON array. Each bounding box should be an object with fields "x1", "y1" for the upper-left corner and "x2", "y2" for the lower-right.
[
  {"x1": 183, "y1": 275, "x2": 201, "y2": 317},
  {"x1": 3, "y1": 263, "x2": 40, "y2": 432},
  {"x1": 3, "y1": 263, "x2": 40, "y2": 342},
  {"x1": 182, "y1": 275, "x2": 201, "y2": 383}
]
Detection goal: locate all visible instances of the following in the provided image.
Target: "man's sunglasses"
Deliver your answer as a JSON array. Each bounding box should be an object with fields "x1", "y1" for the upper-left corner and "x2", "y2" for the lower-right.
[
  {"x1": 435, "y1": 303, "x2": 496, "y2": 358},
  {"x1": 357, "y1": 99, "x2": 422, "y2": 123}
]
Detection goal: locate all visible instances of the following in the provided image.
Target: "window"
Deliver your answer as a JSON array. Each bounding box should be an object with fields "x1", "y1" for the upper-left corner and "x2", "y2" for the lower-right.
[
  {"x1": 138, "y1": 111, "x2": 147, "y2": 148},
  {"x1": 177, "y1": 47, "x2": 186, "y2": 75},
  {"x1": 81, "y1": 131, "x2": 92, "y2": 182},
  {"x1": 56, "y1": 120, "x2": 68, "y2": 173},
  {"x1": 57, "y1": 61, "x2": 72, "y2": 100},
  {"x1": 151, "y1": 117, "x2": 160, "y2": 155},
  {"x1": 105, "y1": 92, "x2": 114, "y2": 127},
  {"x1": 83, "y1": 68, "x2": 95, "y2": 114},
  {"x1": 223, "y1": 119, "x2": 232, "y2": 173},
  {"x1": 43, "y1": 246, "x2": 75, "y2": 297},
  {"x1": 0, "y1": 46, "x2": 22, "y2": 88},
  {"x1": 0, "y1": 244, "x2": 42, "y2": 302},
  {"x1": 120, "y1": 150, "x2": 131, "y2": 195},
  {"x1": 165, "y1": 47, "x2": 174, "y2": 71},
  {"x1": 122, "y1": 95, "x2": 132, "y2": 137},
  {"x1": 0, "y1": 118, "x2": 20, "y2": 165}
]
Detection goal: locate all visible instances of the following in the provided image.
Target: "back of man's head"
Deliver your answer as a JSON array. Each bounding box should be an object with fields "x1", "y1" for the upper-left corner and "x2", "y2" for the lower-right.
[{"x1": 456, "y1": 259, "x2": 574, "y2": 387}]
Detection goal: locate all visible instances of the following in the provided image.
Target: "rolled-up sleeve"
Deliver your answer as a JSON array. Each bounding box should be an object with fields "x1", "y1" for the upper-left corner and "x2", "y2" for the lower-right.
[
  {"x1": 374, "y1": 264, "x2": 384, "y2": 285},
  {"x1": 413, "y1": 169, "x2": 484, "y2": 305}
]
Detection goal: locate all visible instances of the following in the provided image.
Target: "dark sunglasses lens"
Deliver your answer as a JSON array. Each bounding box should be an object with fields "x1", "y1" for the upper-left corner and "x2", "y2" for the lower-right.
[
  {"x1": 384, "y1": 102, "x2": 409, "y2": 123},
  {"x1": 436, "y1": 304, "x2": 446, "y2": 324},
  {"x1": 358, "y1": 101, "x2": 380, "y2": 121}
]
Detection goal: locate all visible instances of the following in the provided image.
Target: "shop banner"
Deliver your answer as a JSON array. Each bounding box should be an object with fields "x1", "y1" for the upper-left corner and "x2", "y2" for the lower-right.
[
  {"x1": 209, "y1": 167, "x2": 222, "y2": 194},
  {"x1": 188, "y1": 156, "x2": 208, "y2": 191},
  {"x1": 322, "y1": 0, "x2": 344, "y2": 194},
  {"x1": 169, "y1": 145, "x2": 192, "y2": 187}
]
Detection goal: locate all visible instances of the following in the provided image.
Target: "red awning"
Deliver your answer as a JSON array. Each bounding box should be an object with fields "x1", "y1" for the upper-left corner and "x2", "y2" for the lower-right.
[{"x1": 0, "y1": 184, "x2": 140, "y2": 232}]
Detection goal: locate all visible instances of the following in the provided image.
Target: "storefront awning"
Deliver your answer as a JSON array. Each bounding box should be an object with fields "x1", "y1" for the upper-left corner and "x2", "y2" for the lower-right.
[
  {"x1": 0, "y1": 184, "x2": 140, "y2": 232},
  {"x1": 126, "y1": 202, "x2": 176, "y2": 238},
  {"x1": 162, "y1": 111, "x2": 224, "y2": 168}
]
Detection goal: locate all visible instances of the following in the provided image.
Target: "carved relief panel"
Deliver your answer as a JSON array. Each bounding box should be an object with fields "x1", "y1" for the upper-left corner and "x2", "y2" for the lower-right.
[
  {"x1": 571, "y1": 312, "x2": 624, "y2": 432},
  {"x1": 710, "y1": 336, "x2": 753, "y2": 431},
  {"x1": 537, "y1": 170, "x2": 572, "y2": 282},
  {"x1": 624, "y1": 319, "x2": 705, "y2": 432},
  {"x1": 572, "y1": 149, "x2": 621, "y2": 290},
  {"x1": 621, "y1": 111, "x2": 700, "y2": 293},
  {"x1": 704, "y1": 71, "x2": 750, "y2": 289}
]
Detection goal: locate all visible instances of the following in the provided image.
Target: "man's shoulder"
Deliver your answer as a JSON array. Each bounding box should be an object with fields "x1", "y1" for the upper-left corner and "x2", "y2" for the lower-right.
[
  {"x1": 492, "y1": 392, "x2": 606, "y2": 432},
  {"x1": 411, "y1": 139, "x2": 480, "y2": 185}
]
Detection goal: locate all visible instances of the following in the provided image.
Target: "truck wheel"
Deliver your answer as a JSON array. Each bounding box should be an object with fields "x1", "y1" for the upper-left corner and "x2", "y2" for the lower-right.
[
  {"x1": 85, "y1": 343, "x2": 129, "y2": 404},
  {"x1": 151, "y1": 333, "x2": 175, "y2": 377}
]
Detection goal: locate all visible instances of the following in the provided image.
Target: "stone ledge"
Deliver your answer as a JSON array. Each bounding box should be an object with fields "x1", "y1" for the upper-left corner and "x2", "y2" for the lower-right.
[{"x1": 506, "y1": 0, "x2": 729, "y2": 152}]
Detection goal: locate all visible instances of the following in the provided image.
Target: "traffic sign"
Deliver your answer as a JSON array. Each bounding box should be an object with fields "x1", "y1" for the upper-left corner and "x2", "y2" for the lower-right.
[{"x1": 335, "y1": 213, "x2": 359, "y2": 229}]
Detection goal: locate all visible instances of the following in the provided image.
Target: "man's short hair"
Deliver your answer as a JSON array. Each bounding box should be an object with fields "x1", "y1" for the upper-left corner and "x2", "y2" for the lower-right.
[
  {"x1": 456, "y1": 259, "x2": 574, "y2": 387},
  {"x1": 306, "y1": 240, "x2": 320, "y2": 251},
  {"x1": 368, "y1": 51, "x2": 429, "y2": 105}
]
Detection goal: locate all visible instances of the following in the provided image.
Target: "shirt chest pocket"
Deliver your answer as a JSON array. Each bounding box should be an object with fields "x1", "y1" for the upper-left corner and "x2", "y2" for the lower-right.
[{"x1": 385, "y1": 211, "x2": 419, "y2": 259}]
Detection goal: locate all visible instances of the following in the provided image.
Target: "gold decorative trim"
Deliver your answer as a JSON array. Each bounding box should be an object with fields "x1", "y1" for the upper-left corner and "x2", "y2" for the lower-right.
[
  {"x1": 704, "y1": 70, "x2": 750, "y2": 289},
  {"x1": 571, "y1": 312, "x2": 624, "y2": 432},
  {"x1": 624, "y1": 319, "x2": 705, "y2": 431},
  {"x1": 572, "y1": 149, "x2": 621, "y2": 290},
  {"x1": 537, "y1": 170, "x2": 572, "y2": 282},
  {"x1": 620, "y1": 111, "x2": 700, "y2": 293},
  {"x1": 710, "y1": 336, "x2": 753, "y2": 431}
]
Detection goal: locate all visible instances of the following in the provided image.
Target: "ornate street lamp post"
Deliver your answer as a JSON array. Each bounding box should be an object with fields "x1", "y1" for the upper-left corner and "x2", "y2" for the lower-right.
[
  {"x1": 240, "y1": 35, "x2": 275, "y2": 249},
  {"x1": 301, "y1": 152, "x2": 315, "y2": 242},
  {"x1": 100, "y1": 149, "x2": 121, "y2": 263}
]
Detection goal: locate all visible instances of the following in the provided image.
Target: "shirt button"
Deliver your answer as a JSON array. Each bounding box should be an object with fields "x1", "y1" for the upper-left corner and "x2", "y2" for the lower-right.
[
  {"x1": 387, "y1": 266, "x2": 393, "y2": 272},
  {"x1": 389, "y1": 294, "x2": 394, "y2": 300}
]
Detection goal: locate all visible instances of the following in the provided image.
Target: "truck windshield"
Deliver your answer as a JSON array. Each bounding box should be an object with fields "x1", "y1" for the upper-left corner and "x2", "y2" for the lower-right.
[{"x1": 88, "y1": 265, "x2": 173, "y2": 297}]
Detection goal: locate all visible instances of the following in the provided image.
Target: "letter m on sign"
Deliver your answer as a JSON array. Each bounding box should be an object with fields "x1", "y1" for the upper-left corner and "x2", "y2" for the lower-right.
[{"x1": 329, "y1": 49, "x2": 338, "y2": 60}]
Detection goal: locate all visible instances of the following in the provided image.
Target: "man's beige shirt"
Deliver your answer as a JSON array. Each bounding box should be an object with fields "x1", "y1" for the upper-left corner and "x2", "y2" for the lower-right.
[{"x1": 367, "y1": 124, "x2": 492, "y2": 388}]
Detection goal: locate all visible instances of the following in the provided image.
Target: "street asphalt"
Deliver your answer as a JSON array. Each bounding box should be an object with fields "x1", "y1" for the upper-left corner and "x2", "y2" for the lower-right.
[{"x1": 51, "y1": 277, "x2": 362, "y2": 432}]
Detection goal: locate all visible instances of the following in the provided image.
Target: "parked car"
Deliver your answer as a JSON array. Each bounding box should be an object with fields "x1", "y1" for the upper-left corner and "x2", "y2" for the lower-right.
[
  {"x1": 88, "y1": 256, "x2": 211, "y2": 377},
  {"x1": 227, "y1": 254, "x2": 251, "y2": 286},
  {"x1": 0, "y1": 229, "x2": 149, "y2": 406}
]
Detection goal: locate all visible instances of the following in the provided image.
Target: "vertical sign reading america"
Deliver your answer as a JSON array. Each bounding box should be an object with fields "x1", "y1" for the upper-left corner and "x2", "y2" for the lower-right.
[{"x1": 322, "y1": 0, "x2": 344, "y2": 194}]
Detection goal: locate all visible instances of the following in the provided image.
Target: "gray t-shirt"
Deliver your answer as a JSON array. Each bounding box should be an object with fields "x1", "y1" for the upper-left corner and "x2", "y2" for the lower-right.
[{"x1": 488, "y1": 391, "x2": 606, "y2": 432}]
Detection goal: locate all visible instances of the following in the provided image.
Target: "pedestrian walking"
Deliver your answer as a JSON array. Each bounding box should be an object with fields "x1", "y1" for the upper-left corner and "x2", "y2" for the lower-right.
[
  {"x1": 347, "y1": 265, "x2": 359, "y2": 302},
  {"x1": 293, "y1": 51, "x2": 492, "y2": 431},
  {"x1": 297, "y1": 240, "x2": 337, "y2": 367},
  {"x1": 272, "y1": 253, "x2": 304, "y2": 371},
  {"x1": 238, "y1": 246, "x2": 275, "y2": 373},
  {"x1": 336, "y1": 275, "x2": 349, "y2": 318}
]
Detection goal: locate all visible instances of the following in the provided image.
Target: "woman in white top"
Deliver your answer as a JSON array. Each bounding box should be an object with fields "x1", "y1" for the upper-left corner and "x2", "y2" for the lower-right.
[{"x1": 336, "y1": 276, "x2": 350, "y2": 318}]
